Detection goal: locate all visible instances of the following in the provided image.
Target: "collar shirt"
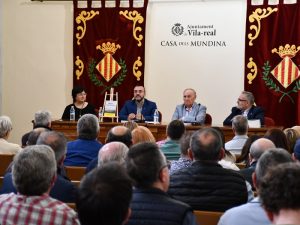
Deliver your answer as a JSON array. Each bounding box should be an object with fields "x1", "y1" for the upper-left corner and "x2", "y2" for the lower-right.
[
  {"x1": 225, "y1": 135, "x2": 248, "y2": 154},
  {"x1": 0, "y1": 193, "x2": 80, "y2": 225},
  {"x1": 135, "y1": 99, "x2": 145, "y2": 115},
  {"x1": 184, "y1": 105, "x2": 193, "y2": 117}
]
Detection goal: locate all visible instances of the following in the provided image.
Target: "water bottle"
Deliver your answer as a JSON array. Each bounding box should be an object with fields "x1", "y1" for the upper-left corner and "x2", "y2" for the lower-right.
[
  {"x1": 70, "y1": 106, "x2": 75, "y2": 121},
  {"x1": 154, "y1": 109, "x2": 159, "y2": 124}
]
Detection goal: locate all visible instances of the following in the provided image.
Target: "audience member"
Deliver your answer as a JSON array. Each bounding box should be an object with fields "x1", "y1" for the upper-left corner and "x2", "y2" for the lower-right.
[
  {"x1": 21, "y1": 110, "x2": 52, "y2": 147},
  {"x1": 239, "y1": 138, "x2": 275, "y2": 188},
  {"x1": 264, "y1": 128, "x2": 290, "y2": 153},
  {"x1": 169, "y1": 128, "x2": 247, "y2": 212},
  {"x1": 0, "y1": 145, "x2": 79, "y2": 224},
  {"x1": 292, "y1": 139, "x2": 300, "y2": 161},
  {"x1": 119, "y1": 85, "x2": 157, "y2": 121},
  {"x1": 86, "y1": 125, "x2": 132, "y2": 173},
  {"x1": 62, "y1": 86, "x2": 96, "y2": 120},
  {"x1": 26, "y1": 127, "x2": 48, "y2": 146},
  {"x1": 283, "y1": 127, "x2": 300, "y2": 153},
  {"x1": 218, "y1": 148, "x2": 293, "y2": 225},
  {"x1": 172, "y1": 88, "x2": 207, "y2": 124},
  {"x1": 1, "y1": 131, "x2": 78, "y2": 203},
  {"x1": 260, "y1": 162, "x2": 300, "y2": 225},
  {"x1": 131, "y1": 126, "x2": 156, "y2": 144},
  {"x1": 158, "y1": 120, "x2": 186, "y2": 160},
  {"x1": 97, "y1": 142, "x2": 128, "y2": 167},
  {"x1": 236, "y1": 135, "x2": 260, "y2": 165},
  {"x1": 64, "y1": 114, "x2": 102, "y2": 166},
  {"x1": 225, "y1": 115, "x2": 249, "y2": 154},
  {"x1": 170, "y1": 131, "x2": 193, "y2": 175},
  {"x1": 291, "y1": 125, "x2": 300, "y2": 136},
  {"x1": 223, "y1": 91, "x2": 264, "y2": 126},
  {"x1": 76, "y1": 162, "x2": 132, "y2": 225},
  {"x1": 126, "y1": 142, "x2": 197, "y2": 225},
  {"x1": 0, "y1": 115, "x2": 21, "y2": 154}
]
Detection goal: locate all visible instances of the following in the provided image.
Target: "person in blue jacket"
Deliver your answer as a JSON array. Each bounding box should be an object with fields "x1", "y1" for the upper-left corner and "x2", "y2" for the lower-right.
[{"x1": 119, "y1": 85, "x2": 157, "y2": 122}]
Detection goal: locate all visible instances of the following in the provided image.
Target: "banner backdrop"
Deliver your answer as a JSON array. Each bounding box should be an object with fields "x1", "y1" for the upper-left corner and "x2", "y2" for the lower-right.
[
  {"x1": 73, "y1": 0, "x2": 148, "y2": 110},
  {"x1": 245, "y1": 0, "x2": 300, "y2": 127}
]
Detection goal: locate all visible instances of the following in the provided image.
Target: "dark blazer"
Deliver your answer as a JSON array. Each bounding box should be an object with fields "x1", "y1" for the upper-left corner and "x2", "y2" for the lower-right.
[
  {"x1": 119, "y1": 98, "x2": 157, "y2": 121},
  {"x1": 223, "y1": 106, "x2": 264, "y2": 126},
  {"x1": 0, "y1": 171, "x2": 78, "y2": 203}
]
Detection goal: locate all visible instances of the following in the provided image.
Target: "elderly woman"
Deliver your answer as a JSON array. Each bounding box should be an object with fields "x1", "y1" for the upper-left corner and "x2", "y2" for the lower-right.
[
  {"x1": 131, "y1": 126, "x2": 156, "y2": 144},
  {"x1": 0, "y1": 115, "x2": 21, "y2": 154},
  {"x1": 61, "y1": 86, "x2": 96, "y2": 120}
]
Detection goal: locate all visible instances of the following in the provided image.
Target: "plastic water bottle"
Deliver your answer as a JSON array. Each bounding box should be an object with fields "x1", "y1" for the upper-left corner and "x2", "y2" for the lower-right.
[
  {"x1": 154, "y1": 109, "x2": 159, "y2": 124},
  {"x1": 70, "y1": 106, "x2": 75, "y2": 121}
]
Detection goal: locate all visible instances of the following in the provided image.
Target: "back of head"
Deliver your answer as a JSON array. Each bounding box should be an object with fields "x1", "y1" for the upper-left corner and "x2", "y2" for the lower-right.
[
  {"x1": 106, "y1": 126, "x2": 132, "y2": 147},
  {"x1": 284, "y1": 128, "x2": 299, "y2": 152},
  {"x1": 211, "y1": 127, "x2": 225, "y2": 148},
  {"x1": 264, "y1": 128, "x2": 290, "y2": 153},
  {"x1": 131, "y1": 126, "x2": 156, "y2": 144},
  {"x1": 249, "y1": 138, "x2": 276, "y2": 160},
  {"x1": 77, "y1": 114, "x2": 99, "y2": 140},
  {"x1": 77, "y1": 162, "x2": 132, "y2": 225},
  {"x1": 0, "y1": 115, "x2": 12, "y2": 138},
  {"x1": 242, "y1": 91, "x2": 255, "y2": 105},
  {"x1": 26, "y1": 127, "x2": 48, "y2": 146},
  {"x1": 293, "y1": 139, "x2": 300, "y2": 161},
  {"x1": 36, "y1": 131, "x2": 67, "y2": 163},
  {"x1": 167, "y1": 120, "x2": 185, "y2": 140},
  {"x1": 255, "y1": 148, "x2": 292, "y2": 188},
  {"x1": 260, "y1": 162, "x2": 300, "y2": 214},
  {"x1": 34, "y1": 110, "x2": 51, "y2": 127},
  {"x1": 180, "y1": 131, "x2": 194, "y2": 156},
  {"x1": 190, "y1": 128, "x2": 222, "y2": 161},
  {"x1": 232, "y1": 115, "x2": 248, "y2": 135},
  {"x1": 12, "y1": 145, "x2": 57, "y2": 195},
  {"x1": 98, "y1": 142, "x2": 129, "y2": 166},
  {"x1": 126, "y1": 142, "x2": 166, "y2": 188}
]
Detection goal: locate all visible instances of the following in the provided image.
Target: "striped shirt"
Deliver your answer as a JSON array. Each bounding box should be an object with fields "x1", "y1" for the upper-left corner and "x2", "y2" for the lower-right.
[{"x1": 0, "y1": 193, "x2": 79, "y2": 225}]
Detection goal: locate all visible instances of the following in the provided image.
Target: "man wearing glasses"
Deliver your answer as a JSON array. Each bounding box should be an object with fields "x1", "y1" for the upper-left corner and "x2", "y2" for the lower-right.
[{"x1": 223, "y1": 91, "x2": 264, "y2": 126}]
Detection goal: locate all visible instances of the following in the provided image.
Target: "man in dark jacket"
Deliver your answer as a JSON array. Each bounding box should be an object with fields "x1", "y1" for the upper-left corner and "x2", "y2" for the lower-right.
[
  {"x1": 126, "y1": 142, "x2": 197, "y2": 225},
  {"x1": 223, "y1": 91, "x2": 264, "y2": 126},
  {"x1": 169, "y1": 127, "x2": 248, "y2": 212}
]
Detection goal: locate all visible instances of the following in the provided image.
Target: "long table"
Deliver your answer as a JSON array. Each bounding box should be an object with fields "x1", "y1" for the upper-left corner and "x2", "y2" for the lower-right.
[{"x1": 51, "y1": 120, "x2": 277, "y2": 143}]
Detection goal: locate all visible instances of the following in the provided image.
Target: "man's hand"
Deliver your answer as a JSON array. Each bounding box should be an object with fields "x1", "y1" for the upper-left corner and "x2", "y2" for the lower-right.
[{"x1": 128, "y1": 113, "x2": 136, "y2": 121}]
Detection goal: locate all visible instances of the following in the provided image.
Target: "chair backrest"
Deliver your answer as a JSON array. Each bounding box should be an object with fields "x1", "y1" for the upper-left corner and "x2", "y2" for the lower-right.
[
  {"x1": 264, "y1": 116, "x2": 275, "y2": 126},
  {"x1": 194, "y1": 210, "x2": 223, "y2": 225},
  {"x1": 65, "y1": 166, "x2": 86, "y2": 186},
  {"x1": 205, "y1": 113, "x2": 212, "y2": 125},
  {"x1": 0, "y1": 154, "x2": 15, "y2": 188},
  {"x1": 67, "y1": 203, "x2": 77, "y2": 211}
]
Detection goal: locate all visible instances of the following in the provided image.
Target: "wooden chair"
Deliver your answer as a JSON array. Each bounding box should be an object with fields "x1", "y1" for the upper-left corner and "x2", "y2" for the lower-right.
[
  {"x1": 194, "y1": 210, "x2": 223, "y2": 225},
  {"x1": 205, "y1": 113, "x2": 212, "y2": 125},
  {"x1": 264, "y1": 116, "x2": 275, "y2": 126},
  {"x1": 0, "y1": 154, "x2": 15, "y2": 187},
  {"x1": 65, "y1": 166, "x2": 86, "y2": 186},
  {"x1": 67, "y1": 203, "x2": 77, "y2": 211}
]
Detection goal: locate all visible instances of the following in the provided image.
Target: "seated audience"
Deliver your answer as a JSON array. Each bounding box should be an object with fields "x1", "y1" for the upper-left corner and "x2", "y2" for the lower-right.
[
  {"x1": 158, "y1": 120, "x2": 186, "y2": 160},
  {"x1": 76, "y1": 162, "x2": 132, "y2": 225},
  {"x1": 119, "y1": 85, "x2": 157, "y2": 121},
  {"x1": 86, "y1": 126, "x2": 132, "y2": 173},
  {"x1": 225, "y1": 115, "x2": 249, "y2": 154},
  {"x1": 131, "y1": 126, "x2": 156, "y2": 144},
  {"x1": 64, "y1": 114, "x2": 103, "y2": 166},
  {"x1": 239, "y1": 138, "x2": 275, "y2": 189},
  {"x1": 283, "y1": 127, "x2": 300, "y2": 153},
  {"x1": 264, "y1": 128, "x2": 290, "y2": 153},
  {"x1": 169, "y1": 128, "x2": 247, "y2": 212},
  {"x1": 126, "y1": 142, "x2": 198, "y2": 225},
  {"x1": 62, "y1": 86, "x2": 96, "y2": 120},
  {"x1": 0, "y1": 115, "x2": 21, "y2": 154},
  {"x1": 236, "y1": 135, "x2": 260, "y2": 166},
  {"x1": 1, "y1": 131, "x2": 78, "y2": 203},
  {"x1": 218, "y1": 148, "x2": 293, "y2": 225},
  {"x1": 170, "y1": 132, "x2": 193, "y2": 175},
  {"x1": 172, "y1": 88, "x2": 206, "y2": 124},
  {"x1": 97, "y1": 142, "x2": 128, "y2": 167},
  {"x1": 0, "y1": 145, "x2": 79, "y2": 224},
  {"x1": 260, "y1": 162, "x2": 300, "y2": 225},
  {"x1": 223, "y1": 91, "x2": 264, "y2": 126},
  {"x1": 291, "y1": 125, "x2": 300, "y2": 136},
  {"x1": 21, "y1": 110, "x2": 52, "y2": 147},
  {"x1": 292, "y1": 139, "x2": 300, "y2": 161},
  {"x1": 26, "y1": 127, "x2": 48, "y2": 146}
]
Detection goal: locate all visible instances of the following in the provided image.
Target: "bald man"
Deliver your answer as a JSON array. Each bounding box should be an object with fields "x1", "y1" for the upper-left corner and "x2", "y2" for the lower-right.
[
  {"x1": 172, "y1": 88, "x2": 206, "y2": 124},
  {"x1": 98, "y1": 142, "x2": 129, "y2": 167}
]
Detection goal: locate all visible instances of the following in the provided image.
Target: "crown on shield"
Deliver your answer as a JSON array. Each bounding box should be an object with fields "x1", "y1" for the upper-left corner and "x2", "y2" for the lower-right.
[
  {"x1": 96, "y1": 42, "x2": 121, "y2": 55},
  {"x1": 271, "y1": 44, "x2": 300, "y2": 59}
]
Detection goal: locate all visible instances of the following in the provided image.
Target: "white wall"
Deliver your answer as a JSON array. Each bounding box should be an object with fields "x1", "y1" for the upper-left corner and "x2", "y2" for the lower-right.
[{"x1": 2, "y1": 0, "x2": 246, "y2": 144}]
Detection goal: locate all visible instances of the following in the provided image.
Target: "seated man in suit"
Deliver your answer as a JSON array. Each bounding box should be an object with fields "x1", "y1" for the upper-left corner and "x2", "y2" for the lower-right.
[
  {"x1": 119, "y1": 85, "x2": 157, "y2": 121},
  {"x1": 223, "y1": 91, "x2": 264, "y2": 126},
  {"x1": 172, "y1": 88, "x2": 206, "y2": 124}
]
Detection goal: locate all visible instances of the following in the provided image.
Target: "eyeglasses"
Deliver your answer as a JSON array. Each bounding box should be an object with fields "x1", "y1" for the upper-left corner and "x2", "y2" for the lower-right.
[{"x1": 237, "y1": 98, "x2": 247, "y2": 102}]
